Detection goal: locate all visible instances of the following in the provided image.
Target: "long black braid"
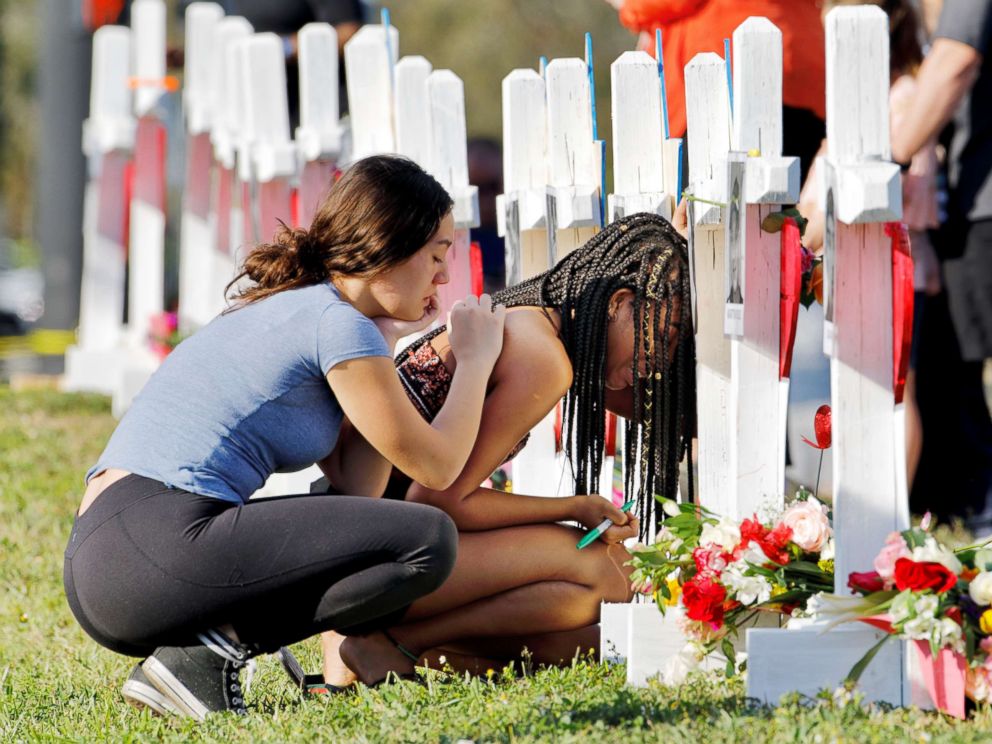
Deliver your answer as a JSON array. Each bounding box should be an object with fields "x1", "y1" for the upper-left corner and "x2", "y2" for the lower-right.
[{"x1": 492, "y1": 212, "x2": 696, "y2": 535}]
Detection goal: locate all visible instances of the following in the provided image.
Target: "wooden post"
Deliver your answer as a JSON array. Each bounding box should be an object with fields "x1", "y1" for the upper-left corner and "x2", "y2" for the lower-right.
[
  {"x1": 426, "y1": 70, "x2": 479, "y2": 313},
  {"x1": 63, "y1": 24, "x2": 134, "y2": 394},
  {"x1": 722, "y1": 17, "x2": 800, "y2": 517},
  {"x1": 608, "y1": 51, "x2": 672, "y2": 221},
  {"x1": 747, "y1": 6, "x2": 915, "y2": 706},
  {"x1": 296, "y1": 22, "x2": 343, "y2": 228},
  {"x1": 343, "y1": 24, "x2": 399, "y2": 161},
  {"x1": 240, "y1": 33, "x2": 296, "y2": 243},
  {"x1": 496, "y1": 68, "x2": 547, "y2": 285},
  {"x1": 545, "y1": 58, "x2": 601, "y2": 261},
  {"x1": 209, "y1": 16, "x2": 252, "y2": 293},
  {"x1": 394, "y1": 55, "x2": 433, "y2": 167},
  {"x1": 125, "y1": 0, "x2": 168, "y2": 351},
  {"x1": 113, "y1": 0, "x2": 168, "y2": 416},
  {"x1": 178, "y1": 2, "x2": 223, "y2": 331},
  {"x1": 685, "y1": 51, "x2": 732, "y2": 510}
]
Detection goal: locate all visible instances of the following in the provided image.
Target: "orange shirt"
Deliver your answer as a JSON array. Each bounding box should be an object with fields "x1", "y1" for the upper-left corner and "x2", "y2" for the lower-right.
[{"x1": 619, "y1": 0, "x2": 826, "y2": 137}]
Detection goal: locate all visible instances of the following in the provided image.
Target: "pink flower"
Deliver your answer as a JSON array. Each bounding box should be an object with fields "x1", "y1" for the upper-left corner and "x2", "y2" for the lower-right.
[
  {"x1": 692, "y1": 546, "x2": 731, "y2": 577},
  {"x1": 780, "y1": 500, "x2": 831, "y2": 552},
  {"x1": 873, "y1": 532, "x2": 911, "y2": 586}
]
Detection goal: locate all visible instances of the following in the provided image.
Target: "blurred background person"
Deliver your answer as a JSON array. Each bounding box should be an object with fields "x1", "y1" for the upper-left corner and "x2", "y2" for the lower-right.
[
  {"x1": 607, "y1": 0, "x2": 826, "y2": 182},
  {"x1": 888, "y1": 0, "x2": 992, "y2": 530}
]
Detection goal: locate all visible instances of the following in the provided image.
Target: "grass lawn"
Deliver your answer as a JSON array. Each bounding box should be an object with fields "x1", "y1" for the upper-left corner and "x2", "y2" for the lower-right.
[{"x1": 3, "y1": 387, "x2": 992, "y2": 742}]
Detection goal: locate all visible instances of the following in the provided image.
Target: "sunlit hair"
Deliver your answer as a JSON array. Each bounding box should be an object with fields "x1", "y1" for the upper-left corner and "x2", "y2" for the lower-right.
[
  {"x1": 226, "y1": 155, "x2": 453, "y2": 309},
  {"x1": 493, "y1": 212, "x2": 695, "y2": 535}
]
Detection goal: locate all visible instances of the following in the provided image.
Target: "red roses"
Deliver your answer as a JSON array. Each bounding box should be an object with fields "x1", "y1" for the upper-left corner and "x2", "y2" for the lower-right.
[
  {"x1": 682, "y1": 575, "x2": 727, "y2": 629},
  {"x1": 893, "y1": 559, "x2": 959, "y2": 594},
  {"x1": 735, "y1": 517, "x2": 793, "y2": 566},
  {"x1": 848, "y1": 571, "x2": 886, "y2": 593}
]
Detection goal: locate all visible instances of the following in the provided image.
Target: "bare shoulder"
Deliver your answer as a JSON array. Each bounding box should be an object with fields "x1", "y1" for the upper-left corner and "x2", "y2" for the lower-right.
[{"x1": 494, "y1": 308, "x2": 572, "y2": 394}]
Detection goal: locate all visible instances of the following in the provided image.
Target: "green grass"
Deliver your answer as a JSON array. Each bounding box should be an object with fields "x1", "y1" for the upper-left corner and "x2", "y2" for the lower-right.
[{"x1": 2, "y1": 387, "x2": 992, "y2": 742}]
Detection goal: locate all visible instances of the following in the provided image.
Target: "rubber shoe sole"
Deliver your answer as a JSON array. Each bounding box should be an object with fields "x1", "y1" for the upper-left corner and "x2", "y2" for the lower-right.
[
  {"x1": 122, "y1": 665, "x2": 182, "y2": 717},
  {"x1": 141, "y1": 655, "x2": 212, "y2": 721}
]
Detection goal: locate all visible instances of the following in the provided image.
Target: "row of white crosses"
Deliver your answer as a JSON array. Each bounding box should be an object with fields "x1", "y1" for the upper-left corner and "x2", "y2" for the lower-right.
[
  {"x1": 747, "y1": 5, "x2": 919, "y2": 706},
  {"x1": 63, "y1": 2, "x2": 481, "y2": 416},
  {"x1": 64, "y1": 0, "x2": 169, "y2": 411},
  {"x1": 608, "y1": 16, "x2": 803, "y2": 686}
]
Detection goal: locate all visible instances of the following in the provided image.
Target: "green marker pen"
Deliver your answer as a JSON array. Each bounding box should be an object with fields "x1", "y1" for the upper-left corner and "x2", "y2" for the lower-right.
[{"x1": 576, "y1": 499, "x2": 636, "y2": 550}]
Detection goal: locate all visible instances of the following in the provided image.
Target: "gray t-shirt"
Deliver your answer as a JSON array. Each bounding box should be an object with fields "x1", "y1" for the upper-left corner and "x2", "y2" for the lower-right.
[
  {"x1": 936, "y1": 0, "x2": 992, "y2": 220},
  {"x1": 88, "y1": 283, "x2": 390, "y2": 503}
]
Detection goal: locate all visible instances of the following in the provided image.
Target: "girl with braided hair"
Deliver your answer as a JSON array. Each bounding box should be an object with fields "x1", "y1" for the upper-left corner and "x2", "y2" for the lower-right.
[{"x1": 324, "y1": 211, "x2": 695, "y2": 688}]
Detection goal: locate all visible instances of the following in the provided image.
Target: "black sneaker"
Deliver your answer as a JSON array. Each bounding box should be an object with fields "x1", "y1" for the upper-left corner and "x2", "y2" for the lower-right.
[
  {"x1": 121, "y1": 663, "x2": 181, "y2": 716},
  {"x1": 141, "y1": 629, "x2": 255, "y2": 720}
]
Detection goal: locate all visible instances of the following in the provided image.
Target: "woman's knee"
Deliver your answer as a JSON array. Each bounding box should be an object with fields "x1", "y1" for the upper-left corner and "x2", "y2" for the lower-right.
[{"x1": 404, "y1": 502, "x2": 458, "y2": 593}]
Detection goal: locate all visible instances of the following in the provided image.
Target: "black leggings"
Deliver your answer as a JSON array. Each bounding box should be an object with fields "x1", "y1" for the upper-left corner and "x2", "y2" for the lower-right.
[{"x1": 63, "y1": 475, "x2": 457, "y2": 657}]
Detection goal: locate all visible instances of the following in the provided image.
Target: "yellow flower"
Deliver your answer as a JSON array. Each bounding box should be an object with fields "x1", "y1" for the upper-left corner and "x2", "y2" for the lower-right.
[
  {"x1": 980, "y1": 610, "x2": 992, "y2": 635},
  {"x1": 818, "y1": 558, "x2": 835, "y2": 573},
  {"x1": 771, "y1": 584, "x2": 787, "y2": 598},
  {"x1": 664, "y1": 577, "x2": 682, "y2": 607}
]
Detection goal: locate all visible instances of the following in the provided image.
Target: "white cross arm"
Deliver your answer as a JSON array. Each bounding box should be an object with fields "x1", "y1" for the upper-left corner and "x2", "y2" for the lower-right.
[{"x1": 344, "y1": 24, "x2": 400, "y2": 160}]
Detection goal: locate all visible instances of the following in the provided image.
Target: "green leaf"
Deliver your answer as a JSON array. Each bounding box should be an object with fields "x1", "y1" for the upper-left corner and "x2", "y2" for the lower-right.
[{"x1": 844, "y1": 634, "x2": 893, "y2": 685}]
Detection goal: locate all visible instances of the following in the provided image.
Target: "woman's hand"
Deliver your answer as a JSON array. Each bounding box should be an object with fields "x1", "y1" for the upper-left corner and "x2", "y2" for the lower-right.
[
  {"x1": 447, "y1": 294, "x2": 506, "y2": 371},
  {"x1": 373, "y1": 296, "x2": 442, "y2": 348},
  {"x1": 572, "y1": 494, "x2": 639, "y2": 544}
]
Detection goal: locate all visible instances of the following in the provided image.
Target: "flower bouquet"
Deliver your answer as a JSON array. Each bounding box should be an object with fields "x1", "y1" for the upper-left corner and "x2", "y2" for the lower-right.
[
  {"x1": 626, "y1": 491, "x2": 835, "y2": 678},
  {"x1": 839, "y1": 517, "x2": 992, "y2": 717}
]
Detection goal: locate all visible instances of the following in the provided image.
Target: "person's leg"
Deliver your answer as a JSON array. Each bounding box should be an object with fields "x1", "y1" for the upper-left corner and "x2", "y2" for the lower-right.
[
  {"x1": 65, "y1": 476, "x2": 457, "y2": 714},
  {"x1": 337, "y1": 524, "x2": 632, "y2": 684}
]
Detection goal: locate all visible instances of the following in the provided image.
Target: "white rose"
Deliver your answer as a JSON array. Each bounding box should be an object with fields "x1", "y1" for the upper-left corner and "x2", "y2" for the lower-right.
[
  {"x1": 902, "y1": 613, "x2": 936, "y2": 640},
  {"x1": 699, "y1": 518, "x2": 741, "y2": 551},
  {"x1": 722, "y1": 560, "x2": 772, "y2": 605},
  {"x1": 780, "y1": 499, "x2": 832, "y2": 552},
  {"x1": 912, "y1": 537, "x2": 963, "y2": 574},
  {"x1": 969, "y1": 571, "x2": 992, "y2": 606},
  {"x1": 660, "y1": 643, "x2": 704, "y2": 684}
]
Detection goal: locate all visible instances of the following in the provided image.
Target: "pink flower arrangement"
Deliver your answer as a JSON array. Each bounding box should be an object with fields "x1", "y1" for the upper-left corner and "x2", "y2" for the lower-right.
[
  {"x1": 840, "y1": 517, "x2": 992, "y2": 716},
  {"x1": 626, "y1": 491, "x2": 834, "y2": 673}
]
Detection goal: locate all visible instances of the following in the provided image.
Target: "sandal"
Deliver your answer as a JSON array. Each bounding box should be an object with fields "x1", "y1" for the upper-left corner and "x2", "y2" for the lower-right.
[{"x1": 277, "y1": 646, "x2": 352, "y2": 696}]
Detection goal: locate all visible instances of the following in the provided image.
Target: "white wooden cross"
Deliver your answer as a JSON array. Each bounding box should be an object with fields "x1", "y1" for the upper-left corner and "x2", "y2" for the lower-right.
[
  {"x1": 623, "y1": 20, "x2": 801, "y2": 685},
  {"x1": 615, "y1": 48, "x2": 731, "y2": 687},
  {"x1": 720, "y1": 16, "x2": 800, "y2": 517},
  {"x1": 113, "y1": 0, "x2": 170, "y2": 417},
  {"x1": 178, "y1": 1, "x2": 223, "y2": 331},
  {"x1": 747, "y1": 6, "x2": 919, "y2": 706},
  {"x1": 63, "y1": 24, "x2": 135, "y2": 395},
  {"x1": 296, "y1": 22, "x2": 344, "y2": 228}
]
